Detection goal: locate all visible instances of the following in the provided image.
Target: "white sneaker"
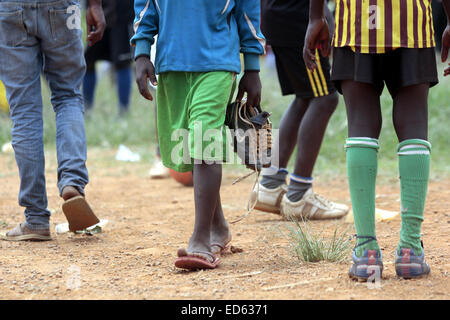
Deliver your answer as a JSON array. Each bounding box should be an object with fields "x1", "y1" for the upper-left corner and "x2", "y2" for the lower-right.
[
  {"x1": 252, "y1": 182, "x2": 288, "y2": 214},
  {"x1": 280, "y1": 188, "x2": 349, "y2": 220},
  {"x1": 149, "y1": 159, "x2": 170, "y2": 179}
]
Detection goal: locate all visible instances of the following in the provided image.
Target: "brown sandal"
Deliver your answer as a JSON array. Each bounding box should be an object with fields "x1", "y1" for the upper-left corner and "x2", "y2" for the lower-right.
[
  {"x1": 174, "y1": 248, "x2": 220, "y2": 270},
  {"x1": 62, "y1": 196, "x2": 100, "y2": 232}
]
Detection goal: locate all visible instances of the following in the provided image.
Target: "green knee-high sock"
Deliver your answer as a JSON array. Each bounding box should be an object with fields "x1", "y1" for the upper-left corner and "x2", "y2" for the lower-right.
[
  {"x1": 397, "y1": 139, "x2": 431, "y2": 256},
  {"x1": 345, "y1": 138, "x2": 380, "y2": 257}
]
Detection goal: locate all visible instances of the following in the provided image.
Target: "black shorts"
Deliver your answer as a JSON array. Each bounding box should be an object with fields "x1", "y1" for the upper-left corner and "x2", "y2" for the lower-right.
[
  {"x1": 85, "y1": 23, "x2": 134, "y2": 70},
  {"x1": 331, "y1": 47, "x2": 439, "y2": 96},
  {"x1": 272, "y1": 46, "x2": 336, "y2": 99}
]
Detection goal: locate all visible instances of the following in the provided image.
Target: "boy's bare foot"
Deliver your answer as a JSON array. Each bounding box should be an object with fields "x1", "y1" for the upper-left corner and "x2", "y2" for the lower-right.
[
  {"x1": 211, "y1": 225, "x2": 232, "y2": 255},
  {"x1": 175, "y1": 248, "x2": 220, "y2": 270}
]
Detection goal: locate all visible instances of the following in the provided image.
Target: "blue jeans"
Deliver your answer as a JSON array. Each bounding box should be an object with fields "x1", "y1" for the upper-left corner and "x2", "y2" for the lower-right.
[{"x1": 0, "y1": 0, "x2": 88, "y2": 230}]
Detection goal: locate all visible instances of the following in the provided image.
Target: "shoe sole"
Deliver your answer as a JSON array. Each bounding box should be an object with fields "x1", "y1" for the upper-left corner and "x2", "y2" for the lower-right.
[
  {"x1": 254, "y1": 201, "x2": 281, "y2": 214},
  {"x1": 62, "y1": 196, "x2": 100, "y2": 232},
  {"x1": 396, "y1": 273, "x2": 430, "y2": 279},
  {"x1": 395, "y1": 264, "x2": 430, "y2": 279},
  {"x1": 0, "y1": 233, "x2": 51, "y2": 241},
  {"x1": 349, "y1": 273, "x2": 371, "y2": 282}
]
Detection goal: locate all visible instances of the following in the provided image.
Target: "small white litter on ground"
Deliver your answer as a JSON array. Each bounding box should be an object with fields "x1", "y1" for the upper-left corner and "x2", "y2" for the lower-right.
[
  {"x1": 115, "y1": 144, "x2": 141, "y2": 162},
  {"x1": 55, "y1": 219, "x2": 109, "y2": 235}
]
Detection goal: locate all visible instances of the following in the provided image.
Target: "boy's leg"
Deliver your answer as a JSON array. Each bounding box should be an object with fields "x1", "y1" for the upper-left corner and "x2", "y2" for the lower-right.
[
  {"x1": 39, "y1": 4, "x2": 98, "y2": 231},
  {"x1": 278, "y1": 92, "x2": 349, "y2": 220},
  {"x1": 254, "y1": 97, "x2": 308, "y2": 214},
  {"x1": 189, "y1": 162, "x2": 222, "y2": 255},
  {"x1": 159, "y1": 72, "x2": 234, "y2": 269},
  {"x1": 260, "y1": 97, "x2": 309, "y2": 189},
  {"x1": 187, "y1": 72, "x2": 234, "y2": 258},
  {"x1": 385, "y1": 45, "x2": 437, "y2": 278},
  {"x1": 210, "y1": 194, "x2": 232, "y2": 254},
  {"x1": 341, "y1": 80, "x2": 384, "y2": 280},
  {"x1": 40, "y1": 10, "x2": 88, "y2": 197},
  {"x1": 391, "y1": 84, "x2": 431, "y2": 277},
  {"x1": 0, "y1": 5, "x2": 51, "y2": 239},
  {"x1": 342, "y1": 80, "x2": 382, "y2": 254},
  {"x1": 286, "y1": 92, "x2": 339, "y2": 201}
]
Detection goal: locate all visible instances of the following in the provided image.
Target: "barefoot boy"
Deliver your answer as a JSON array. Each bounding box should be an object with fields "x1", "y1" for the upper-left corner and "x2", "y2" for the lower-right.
[
  {"x1": 0, "y1": 0, "x2": 105, "y2": 240},
  {"x1": 304, "y1": 0, "x2": 450, "y2": 280},
  {"x1": 132, "y1": 0, "x2": 265, "y2": 269}
]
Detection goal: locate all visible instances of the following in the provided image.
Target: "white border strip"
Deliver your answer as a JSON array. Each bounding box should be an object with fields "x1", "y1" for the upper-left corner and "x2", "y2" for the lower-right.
[
  {"x1": 134, "y1": 0, "x2": 150, "y2": 33},
  {"x1": 290, "y1": 175, "x2": 313, "y2": 184},
  {"x1": 244, "y1": 13, "x2": 266, "y2": 50},
  {"x1": 399, "y1": 144, "x2": 429, "y2": 152},
  {"x1": 398, "y1": 150, "x2": 430, "y2": 155},
  {"x1": 221, "y1": 0, "x2": 231, "y2": 14},
  {"x1": 345, "y1": 140, "x2": 379, "y2": 147},
  {"x1": 154, "y1": 0, "x2": 162, "y2": 14}
]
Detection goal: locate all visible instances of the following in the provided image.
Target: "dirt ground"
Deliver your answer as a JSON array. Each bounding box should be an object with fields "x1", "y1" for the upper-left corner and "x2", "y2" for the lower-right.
[{"x1": 0, "y1": 149, "x2": 449, "y2": 300}]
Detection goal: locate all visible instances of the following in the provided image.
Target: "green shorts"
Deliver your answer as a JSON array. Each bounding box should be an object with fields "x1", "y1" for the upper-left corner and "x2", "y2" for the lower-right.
[{"x1": 156, "y1": 71, "x2": 235, "y2": 172}]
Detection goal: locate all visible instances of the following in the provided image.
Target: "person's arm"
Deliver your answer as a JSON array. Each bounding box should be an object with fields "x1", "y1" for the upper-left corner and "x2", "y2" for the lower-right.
[
  {"x1": 441, "y1": 0, "x2": 450, "y2": 75},
  {"x1": 303, "y1": 0, "x2": 330, "y2": 70},
  {"x1": 86, "y1": 0, "x2": 106, "y2": 46},
  {"x1": 234, "y1": 0, "x2": 266, "y2": 108},
  {"x1": 131, "y1": 0, "x2": 160, "y2": 100}
]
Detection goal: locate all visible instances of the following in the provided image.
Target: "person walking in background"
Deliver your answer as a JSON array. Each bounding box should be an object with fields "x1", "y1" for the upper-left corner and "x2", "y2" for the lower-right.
[
  {"x1": 254, "y1": 0, "x2": 349, "y2": 220},
  {"x1": 0, "y1": 0, "x2": 105, "y2": 241},
  {"x1": 83, "y1": 0, "x2": 134, "y2": 116}
]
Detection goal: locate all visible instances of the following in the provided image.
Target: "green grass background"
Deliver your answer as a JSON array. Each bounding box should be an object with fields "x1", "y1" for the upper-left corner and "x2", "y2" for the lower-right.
[{"x1": 0, "y1": 57, "x2": 448, "y2": 179}]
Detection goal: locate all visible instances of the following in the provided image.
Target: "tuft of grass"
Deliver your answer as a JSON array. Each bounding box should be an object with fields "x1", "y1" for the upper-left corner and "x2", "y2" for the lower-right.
[{"x1": 281, "y1": 218, "x2": 352, "y2": 263}]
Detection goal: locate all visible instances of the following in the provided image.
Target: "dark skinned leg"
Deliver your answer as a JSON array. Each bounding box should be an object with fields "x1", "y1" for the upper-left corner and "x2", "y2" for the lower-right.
[
  {"x1": 261, "y1": 97, "x2": 309, "y2": 188},
  {"x1": 272, "y1": 96, "x2": 310, "y2": 169},
  {"x1": 391, "y1": 84, "x2": 428, "y2": 141},
  {"x1": 187, "y1": 162, "x2": 222, "y2": 256},
  {"x1": 210, "y1": 194, "x2": 232, "y2": 252},
  {"x1": 391, "y1": 83, "x2": 430, "y2": 255},
  {"x1": 292, "y1": 92, "x2": 339, "y2": 177},
  {"x1": 341, "y1": 81, "x2": 382, "y2": 138}
]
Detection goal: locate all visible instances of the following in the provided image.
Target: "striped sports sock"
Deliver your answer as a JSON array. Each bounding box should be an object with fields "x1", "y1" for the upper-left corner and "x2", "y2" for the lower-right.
[
  {"x1": 397, "y1": 139, "x2": 431, "y2": 256},
  {"x1": 286, "y1": 174, "x2": 313, "y2": 202},
  {"x1": 260, "y1": 166, "x2": 289, "y2": 189},
  {"x1": 345, "y1": 137, "x2": 380, "y2": 257}
]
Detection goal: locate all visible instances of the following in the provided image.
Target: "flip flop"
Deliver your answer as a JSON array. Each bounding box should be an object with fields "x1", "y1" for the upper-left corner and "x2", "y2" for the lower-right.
[
  {"x1": 174, "y1": 248, "x2": 220, "y2": 270},
  {"x1": 62, "y1": 196, "x2": 100, "y2": 232},
  {"x1": 211, "y1": 239, "x2": 232, "y2": 256}
]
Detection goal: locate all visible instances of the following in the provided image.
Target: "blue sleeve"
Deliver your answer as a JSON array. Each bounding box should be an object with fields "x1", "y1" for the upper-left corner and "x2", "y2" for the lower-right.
[
  {"x1": 234, "y1": 0, "x2": 266, "y2": 71},
  {"x1": 130, "y1": 0, "x2": 159, "y2": 59}
]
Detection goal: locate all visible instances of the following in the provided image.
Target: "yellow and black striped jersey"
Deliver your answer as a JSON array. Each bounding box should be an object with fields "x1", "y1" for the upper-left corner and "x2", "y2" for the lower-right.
[{"x1": 332, "y1": 0, "x2": 435, "y2": 53}]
